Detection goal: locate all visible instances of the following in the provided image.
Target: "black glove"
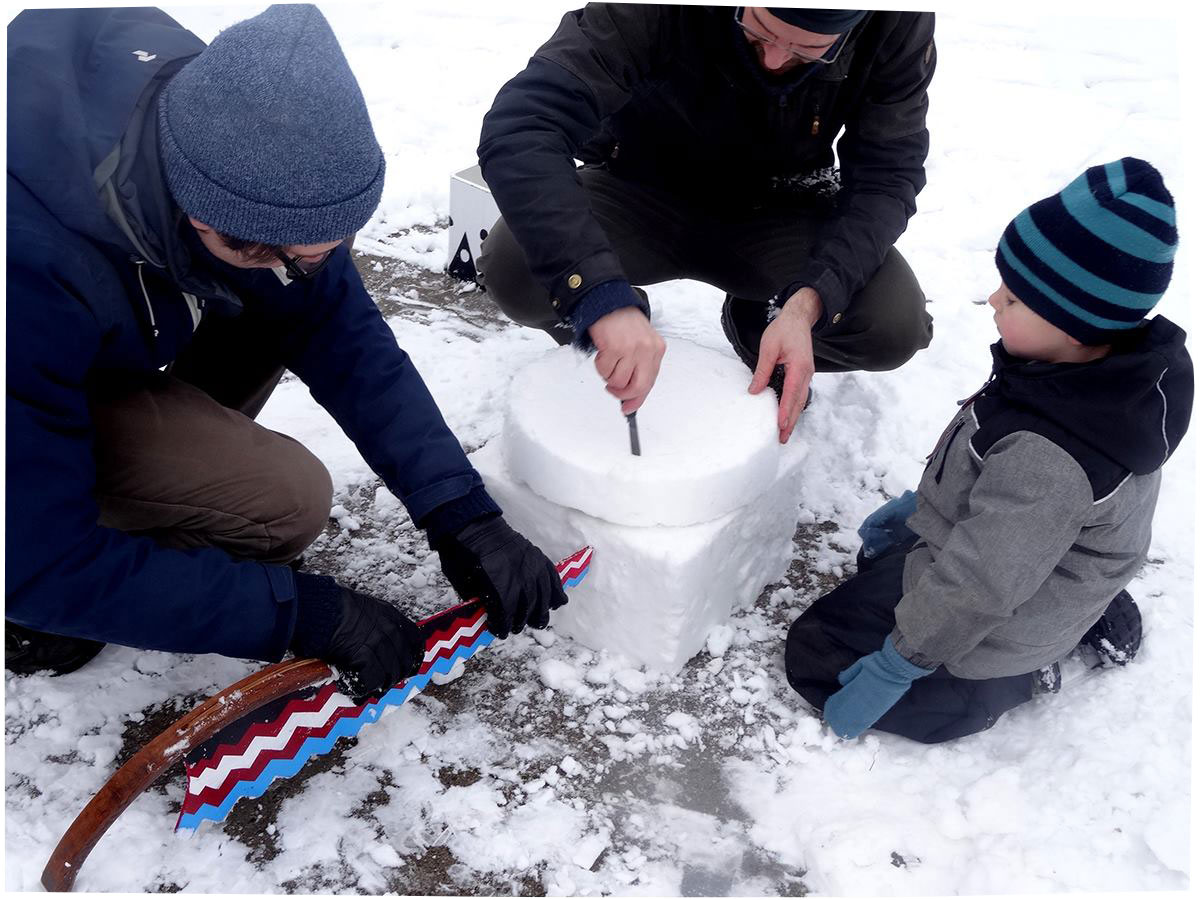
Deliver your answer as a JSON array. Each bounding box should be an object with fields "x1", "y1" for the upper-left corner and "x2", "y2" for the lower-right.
[
  {"x1": 433, "y1": 515, "x2": 567, "y2": 639},
  {"x1": 292, "y1": 572, "x2": 424, "y2": 700}
]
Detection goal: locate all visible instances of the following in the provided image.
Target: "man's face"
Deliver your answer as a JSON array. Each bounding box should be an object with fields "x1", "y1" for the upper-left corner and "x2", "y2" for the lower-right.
[
  {"x1": 738, "y1": 8, "x2": 842, "y2": 75},
  {"x1": 189, "y1": 217, "x2": 342, "y2": 273},
  {"x1": 987, "y1": 282, "x2": 1082, "y2": 362}
]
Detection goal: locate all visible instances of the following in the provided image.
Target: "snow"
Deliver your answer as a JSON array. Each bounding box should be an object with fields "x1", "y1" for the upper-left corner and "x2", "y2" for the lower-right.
[
  {"x1": 483, "y1": 338, "x2": 809, "y2": 670},
  {"x1": 475, "y1": 431, "x2": 808, "y2": 670},
  {"x1": 5, "y1": 0, "x2": 1197, "y2": 896},
  {"x1": 706, "y1": 623, "x2": 736, "y2": 658},
  {"x1": 504, "y1": 340, "x2": 781, "y2": 526}
]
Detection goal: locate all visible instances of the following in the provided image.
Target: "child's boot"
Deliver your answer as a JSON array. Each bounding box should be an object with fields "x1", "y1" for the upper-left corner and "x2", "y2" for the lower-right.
[{"x1": 1080, "y1": 590, "x2": 1142, "y2": 666}]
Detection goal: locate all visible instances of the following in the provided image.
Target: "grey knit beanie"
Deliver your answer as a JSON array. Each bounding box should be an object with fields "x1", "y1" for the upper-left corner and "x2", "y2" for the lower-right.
[{"x1": 158, "y1": 4, "x2": 385, "y2": 245}]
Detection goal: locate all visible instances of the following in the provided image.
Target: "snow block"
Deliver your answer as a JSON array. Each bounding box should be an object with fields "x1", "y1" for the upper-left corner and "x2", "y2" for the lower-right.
[
  {"x1": 447, "y1": 164, "x2": 499, "y2": 284},
  {"x1": 505, "y1": 342, "x2": 782, "y2": 526},
  {"x1": 471, "y1": 340, "x2": 808, "y2": 672}
]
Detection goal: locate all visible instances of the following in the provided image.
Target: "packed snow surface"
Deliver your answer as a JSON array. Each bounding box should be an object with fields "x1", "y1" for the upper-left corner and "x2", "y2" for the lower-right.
[
  {"x1": 504, "y1": 341, "x2": 780, "y2": 526},
  {"x1": 4, "y1": 1, "x2": 1195, "y2": 896}
]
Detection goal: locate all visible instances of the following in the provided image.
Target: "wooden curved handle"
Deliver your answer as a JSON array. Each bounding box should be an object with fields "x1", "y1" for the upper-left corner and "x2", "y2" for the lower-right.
[{"x1": 41, "y1": 657, "x2": 333, "y2": 892}]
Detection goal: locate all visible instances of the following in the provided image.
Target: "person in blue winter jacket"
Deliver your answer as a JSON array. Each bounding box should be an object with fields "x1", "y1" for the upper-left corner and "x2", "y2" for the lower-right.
[
  {"x1": 5, "y1": 5, "x2": 567, "y2": 695},
  {"x1": 786, "y1": 158, "x2": 1191, "y2": 743}
]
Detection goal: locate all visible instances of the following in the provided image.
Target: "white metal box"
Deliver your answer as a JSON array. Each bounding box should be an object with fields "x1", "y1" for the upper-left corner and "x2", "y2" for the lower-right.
[{"x1": 447, "y1": 164, "x2": 500, "y2": 283}]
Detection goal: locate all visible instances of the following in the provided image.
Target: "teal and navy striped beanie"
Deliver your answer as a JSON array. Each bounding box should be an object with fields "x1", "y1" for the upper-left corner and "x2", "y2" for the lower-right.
[
  {"x1": 995, "y1": 157, "x2": 1177, "y2": 345},
  {"x1": 159, "y1": 4, "x2": 385, "y2": 246}
]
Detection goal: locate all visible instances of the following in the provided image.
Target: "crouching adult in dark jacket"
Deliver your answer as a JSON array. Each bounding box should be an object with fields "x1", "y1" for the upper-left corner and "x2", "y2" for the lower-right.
[
  {"x1": 5, "y1": 5, "x2": 566, "y2": 695},
  {"x1": 478, "y1": 6, "x2": 936, "y2": 443}
]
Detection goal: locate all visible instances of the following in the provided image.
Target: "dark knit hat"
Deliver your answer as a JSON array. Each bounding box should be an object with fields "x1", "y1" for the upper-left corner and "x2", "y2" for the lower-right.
[
  {"x1": 765, "y1": 8, "x2": 867, "y2": 34},
  {"x1": 158, "y1": 4, "x2": 385, "y2": 246},
  {"x1": 995, "y1": 158, "x2": 1177, "y2": 344}
]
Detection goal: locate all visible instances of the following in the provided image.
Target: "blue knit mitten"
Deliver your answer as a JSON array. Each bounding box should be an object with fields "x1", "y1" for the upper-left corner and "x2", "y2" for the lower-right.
[
  {"x1": 857, "y1": 490, "x2": 917, "y2": 560},
  {"x1": 823, "y1": 637, "x2": 934, "y2": 739}
]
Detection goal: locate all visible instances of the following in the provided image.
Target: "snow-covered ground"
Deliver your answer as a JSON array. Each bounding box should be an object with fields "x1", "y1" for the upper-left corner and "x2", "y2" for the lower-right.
[{"x1": 5, "y1": 1, "x2": 1196, "y2": 894}]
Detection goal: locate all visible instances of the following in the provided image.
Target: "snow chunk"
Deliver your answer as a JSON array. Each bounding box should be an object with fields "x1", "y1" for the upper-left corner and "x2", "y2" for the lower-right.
[
  {"x1": 77, "y1": 733, "x2": 120, "y2": 769},
  {"x1": 664, "y1": 711, "x2": 700, "y2": 743},
  {"x1": 537, "y1": 659, "x2": 583, "y2": 693},
  {"x1": 571, "y1": 832, "x2": 610, "y2": 870},
  {"x1": 705, "y1": 624, "x2": 735, "y2": 658},
  {"x1": 373, "y1": 486, "x2": 401, "y2": 515},
  {"x1": 369, "y1": 843, "x2": 402, "y2": 868},
  {"x1": 613, "y1": 669, "x2": 649, "y2": 694},
  {"x1": 730, "y1": 687, "x2": 754, "y2": 706}
]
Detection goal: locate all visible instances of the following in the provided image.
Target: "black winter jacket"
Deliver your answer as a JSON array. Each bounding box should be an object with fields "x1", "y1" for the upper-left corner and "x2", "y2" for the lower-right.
[{"x1": 478, "y1": 4, "x2": 935, "y2": 329}]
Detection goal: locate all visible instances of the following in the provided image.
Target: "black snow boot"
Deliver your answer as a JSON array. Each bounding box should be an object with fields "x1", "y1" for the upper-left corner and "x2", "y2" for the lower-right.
[
  {"x1": 1079, "y1": 590, "x2": 1142, "y2": 666},
  {"x1": 1032, "y1": 661, "x2": 1062, "y2": 695},
  {"x1": 721, "y1": 294, "x2": 786, "y2": 399},
  {"x1": 5, "y1": 621, "x2": 105, "y2": 676},
  {"x1": 721, "y1": 294, "x2": 817, "y2": 413}
]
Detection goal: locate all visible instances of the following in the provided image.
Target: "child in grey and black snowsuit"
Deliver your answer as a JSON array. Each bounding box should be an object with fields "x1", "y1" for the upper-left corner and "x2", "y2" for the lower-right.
[{"x1": 786, "y1": 157, "x2": 1192, "y2": 744}]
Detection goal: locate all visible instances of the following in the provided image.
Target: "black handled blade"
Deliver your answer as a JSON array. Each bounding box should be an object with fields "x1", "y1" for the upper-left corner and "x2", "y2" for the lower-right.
[{"x1": 626, "y1": 411, "x2": 641, "y2": 456}]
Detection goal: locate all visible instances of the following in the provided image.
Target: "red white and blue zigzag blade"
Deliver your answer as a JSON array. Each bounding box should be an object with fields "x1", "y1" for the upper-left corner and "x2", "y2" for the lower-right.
[{"x1": 176, "y1": 545, "x2": 592, "y2": 830}]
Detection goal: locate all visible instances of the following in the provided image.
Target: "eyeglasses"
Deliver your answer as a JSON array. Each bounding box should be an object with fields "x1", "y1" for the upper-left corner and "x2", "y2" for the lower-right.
[
  {"x1": 275, "y1": 246, "x2": 337, "y2": 280},
  {"x1": 734, "y1": 7, "x2": 847, "y2": 66}
]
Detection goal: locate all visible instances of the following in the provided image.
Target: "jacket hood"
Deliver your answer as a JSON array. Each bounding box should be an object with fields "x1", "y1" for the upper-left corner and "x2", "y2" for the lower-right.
[
  {"x1": 8, "y1": 8, "x2": 204, "y2": 248},
  {"x1": 989, "y1": 315, "x2": 1193, "y2": 475},
  {"x1": 8, "y1": 8, "x2": 241, "y2": 311}
]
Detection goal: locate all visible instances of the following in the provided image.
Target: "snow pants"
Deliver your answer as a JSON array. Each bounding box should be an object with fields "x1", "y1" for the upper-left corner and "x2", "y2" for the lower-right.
[
  {"x1": 89, "y1": 310, "x2": 333, "y2": 564},
  {"x1": 478, "y1": 165, "x2": 932, "y2": 373},
  {"x1": 785, "y1": 542, "x2": 1037, "y2": 744}
]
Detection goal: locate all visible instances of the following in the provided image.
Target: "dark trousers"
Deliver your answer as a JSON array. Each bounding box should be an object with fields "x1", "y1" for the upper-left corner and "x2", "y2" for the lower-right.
[
  {"x1": 478, "y1": 165, "x2": 933, "y2": 372},
  {"x1": 785, "y1": 542, "x2": 1036, "y2": 744},
  {"x1": 88, "y1": 309, "x2": 333, "y2": 564}
]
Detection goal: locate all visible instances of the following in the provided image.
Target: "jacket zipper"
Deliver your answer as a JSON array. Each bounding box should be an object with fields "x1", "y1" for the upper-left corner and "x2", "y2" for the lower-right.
[
  {"x1": 134, "y1": 259, "x2": 159, "y2": 339},
  {"x1": 811, "y1": 101, "x2": 821, "y2": 136},
  {"x1": 933, "y1": 420, "x2": 964, "y2": 484},
  {"x1": 925, "y1": 379, "x2": 994, "y2": 474}
]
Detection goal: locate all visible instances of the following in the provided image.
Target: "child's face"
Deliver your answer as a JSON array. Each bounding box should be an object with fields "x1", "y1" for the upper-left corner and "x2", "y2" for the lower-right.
[{"x1": 987, "y1": 283, "x2": 1085, "y2": 362}]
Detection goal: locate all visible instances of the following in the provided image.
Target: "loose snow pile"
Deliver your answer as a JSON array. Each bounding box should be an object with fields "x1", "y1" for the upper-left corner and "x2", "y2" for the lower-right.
[{"x1": 5, "y1": 1, "x2": 1194, "y2": 895}]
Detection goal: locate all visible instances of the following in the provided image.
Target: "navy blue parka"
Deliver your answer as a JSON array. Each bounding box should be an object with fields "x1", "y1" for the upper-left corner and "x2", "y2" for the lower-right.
[{"x1": 6, "y1": 8, "x2": 498, "y2": 661}]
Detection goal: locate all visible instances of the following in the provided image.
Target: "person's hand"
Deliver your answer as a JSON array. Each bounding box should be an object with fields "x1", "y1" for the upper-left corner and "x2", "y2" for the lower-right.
[
  {"x1": 857, "y1": 490, "x2": 918, "y2": 560},
  {"x1": 587, "y1": 306, "x2": 667, "y2": 414},
  {"x1": 749, "y1": 287, "x2": 822, "y2": 443},
  {"x1": 433, "y1": 515, "x2": 568, "y2": 639},
  {"x1": 822, "y1": 638, "x2": 934, "y2": 739},
  {"x1": 292, "y1": 575, "x2": 424, "y2": 701}
]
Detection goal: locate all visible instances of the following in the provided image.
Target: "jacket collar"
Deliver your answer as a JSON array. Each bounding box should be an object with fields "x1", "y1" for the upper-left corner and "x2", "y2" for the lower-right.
[{"x1": 984, "y1": 317, "x2": 1193, "y2": 475}]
